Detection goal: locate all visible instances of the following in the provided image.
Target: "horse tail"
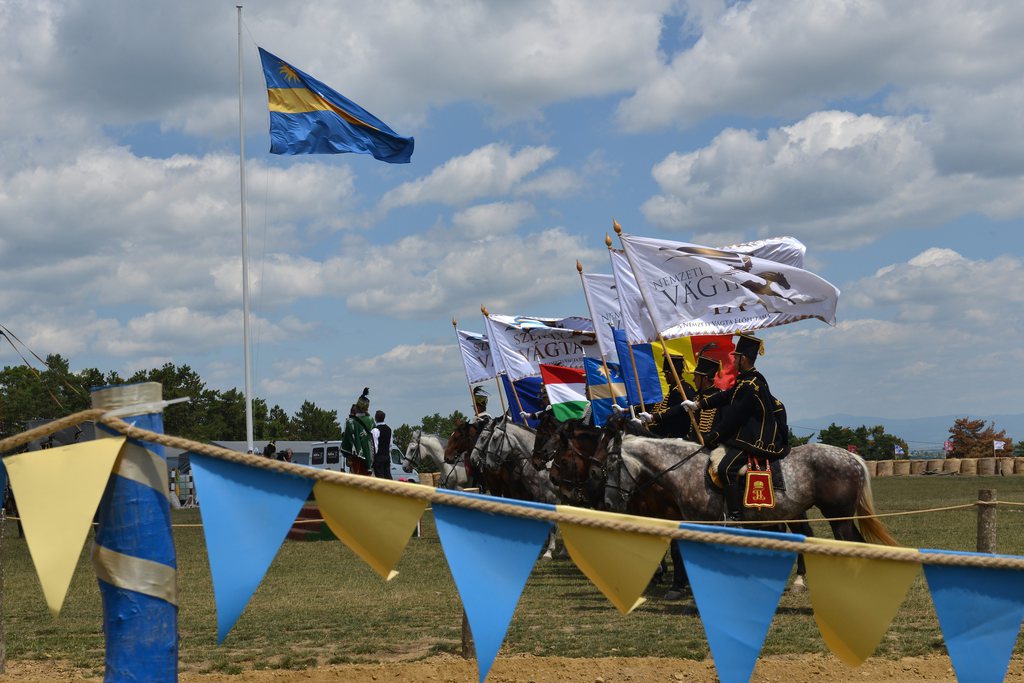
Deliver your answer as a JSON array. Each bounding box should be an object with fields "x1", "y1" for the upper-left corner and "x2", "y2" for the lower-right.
[{"x1": 853, "y1": 455, "x2": 898, "y2": 546}]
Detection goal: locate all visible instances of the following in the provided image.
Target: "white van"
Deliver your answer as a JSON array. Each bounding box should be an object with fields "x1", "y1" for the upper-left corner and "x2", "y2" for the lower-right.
[{"x1": 308, "y1": 440, "x2": 418, "y2": 483}]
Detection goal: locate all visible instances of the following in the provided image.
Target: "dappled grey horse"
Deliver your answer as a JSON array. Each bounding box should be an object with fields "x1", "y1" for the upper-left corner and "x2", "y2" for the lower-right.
[{"x1": 602, "y1": 433, "x2": 896, "y2": 545}]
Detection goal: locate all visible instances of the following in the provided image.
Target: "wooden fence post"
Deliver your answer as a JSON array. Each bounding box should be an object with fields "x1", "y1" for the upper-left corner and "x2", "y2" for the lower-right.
[
  {"x1": 461, "y1": 608, "x2": 475, "y2": 659},
  {"x1": 977, "y1": 489, "x2": 997, "y2": 553}
]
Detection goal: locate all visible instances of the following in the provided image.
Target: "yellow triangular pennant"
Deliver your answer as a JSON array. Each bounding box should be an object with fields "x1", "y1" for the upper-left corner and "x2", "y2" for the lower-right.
[
  {"x1": 4, "y1": 437, "x2": 126, "y2": 616},
  {"x1": 557, "y1": 505, "x2": 679, "y2": 614},
  {"x1": 804, "y1": 538, "x2": 921, "y2": 665},
  {"x1": 313, "y1": 480, "x2": 428, "y2": 580}
]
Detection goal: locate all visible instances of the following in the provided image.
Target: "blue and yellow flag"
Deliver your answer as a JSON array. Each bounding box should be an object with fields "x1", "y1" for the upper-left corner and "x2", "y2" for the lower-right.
[
  {"x1": 584, "y1": 358, "x2": 629, "y2": 427},
  {"x1": 258, "y1": 48, "x2": 414, "y2": 162}
]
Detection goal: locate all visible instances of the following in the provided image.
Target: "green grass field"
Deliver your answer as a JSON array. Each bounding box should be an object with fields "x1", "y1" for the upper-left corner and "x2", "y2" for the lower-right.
[{"x1": 2, "y1": 475, "x2": 1023, "y2": 676}]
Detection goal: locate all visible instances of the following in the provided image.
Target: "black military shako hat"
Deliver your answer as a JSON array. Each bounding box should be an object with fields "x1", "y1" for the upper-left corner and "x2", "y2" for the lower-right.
[
  {"x1": 355, "y1": 387, "x2": 370, "y2": 411},
  {"x1": 693, "y1": 355, "x2": 721, "y2": 379},
  {"x1": 732, "y1": 334, "x2": 764, "y2": 361}
]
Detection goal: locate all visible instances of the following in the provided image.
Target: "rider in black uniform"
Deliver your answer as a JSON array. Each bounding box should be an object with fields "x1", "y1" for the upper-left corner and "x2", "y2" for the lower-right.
[
  {"x1": 683, "y1": 334, "x2": 789, "y2": 522},
  {"x1": 645, "y1": 354, "x2": 722, "y2": 441}
]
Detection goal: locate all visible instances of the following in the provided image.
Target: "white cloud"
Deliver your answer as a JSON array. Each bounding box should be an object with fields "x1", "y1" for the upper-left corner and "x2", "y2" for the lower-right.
[
  {"x1": 617, "y1": 0, "x2": 1024, "y2": 131},
  {"x1": 641, "y1": 111, "x2": 1024, "y2": 248},
  {"x1": 379, "y1": 144, "x2": 558, "y2": 210},
  {"x1": 766, "y1": 249, "x2": 1024, "y2": 419},
  {"x1": 452, "y1": 201, "x2": 536, "y2": 239}
]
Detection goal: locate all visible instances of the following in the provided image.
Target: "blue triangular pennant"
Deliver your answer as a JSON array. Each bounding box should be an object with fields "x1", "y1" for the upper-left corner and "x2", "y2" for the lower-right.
[
  {"x1": 190, "y1": 453, "x2": 314, "y2": 643},
  {"x1": 434, "y1": 490, "x2": 554, "y2": 682},
  {"x1": 922, "y1": 549, "x2": 1024, "y2": 683},
  {"x1": 679, "y1": 523, "x2": 804, "y2": 683}
]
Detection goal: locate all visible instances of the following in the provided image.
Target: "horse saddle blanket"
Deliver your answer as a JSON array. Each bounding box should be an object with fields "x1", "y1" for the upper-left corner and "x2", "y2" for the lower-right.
[{"x1": 706, "y1": 447, "x2": 786, "y2": 492}]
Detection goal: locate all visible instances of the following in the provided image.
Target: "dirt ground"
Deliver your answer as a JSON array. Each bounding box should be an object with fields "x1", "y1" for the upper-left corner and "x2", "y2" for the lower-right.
[{"x1": 4, "y1": 654, "x2": 1024, "y2": 682}]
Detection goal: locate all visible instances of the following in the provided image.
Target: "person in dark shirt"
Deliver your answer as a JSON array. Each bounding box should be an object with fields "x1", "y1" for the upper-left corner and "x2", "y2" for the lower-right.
[{"x1": 371, "y1": 410, "x2": 393, "y2": 479}]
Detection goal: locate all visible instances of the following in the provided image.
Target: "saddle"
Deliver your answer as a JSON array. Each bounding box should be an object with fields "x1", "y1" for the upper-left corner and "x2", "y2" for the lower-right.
[{"x1": 706, "y1": 447, "x2": 786, "y2": 493}]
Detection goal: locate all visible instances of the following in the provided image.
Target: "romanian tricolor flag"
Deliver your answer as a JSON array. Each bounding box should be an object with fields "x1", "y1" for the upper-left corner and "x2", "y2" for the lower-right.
[
  {"x1": 652, "y1": 335, "x2": 737, "y2": 394},
  {"x1": 539, "y1": 364, "x2": 588, "y2": 422},
  {"x1": 258, "y1": 48, "x2": 414, "y2": 162}
]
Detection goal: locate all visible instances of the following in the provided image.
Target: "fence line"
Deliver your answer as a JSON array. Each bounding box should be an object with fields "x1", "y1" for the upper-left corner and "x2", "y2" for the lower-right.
[{"x1": 3, "y1": 409, "x2": 1024, "y2": 571}]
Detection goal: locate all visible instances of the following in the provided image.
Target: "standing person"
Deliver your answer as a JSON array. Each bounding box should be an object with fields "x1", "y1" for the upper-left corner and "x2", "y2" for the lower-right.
[
  {"x1": 371, "y1": 410, "x2": 393, "y2": 479},
  {"x1": 342, "y1": 388, "x2": 374, "y2": 476},
  {"x1": 683, "y1": 334, "x2": 789, "y2": 522}
]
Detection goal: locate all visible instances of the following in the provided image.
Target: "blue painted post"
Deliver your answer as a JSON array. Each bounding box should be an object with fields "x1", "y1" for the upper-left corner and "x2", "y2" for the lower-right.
[{"x1": 91, "y1": 382, "x2": 177, "y2": 682}]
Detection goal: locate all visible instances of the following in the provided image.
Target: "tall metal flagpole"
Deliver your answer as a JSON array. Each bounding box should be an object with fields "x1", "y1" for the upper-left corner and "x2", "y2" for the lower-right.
[{"x1": 237, "y1": 5, "x2": 255, "y2": 452}]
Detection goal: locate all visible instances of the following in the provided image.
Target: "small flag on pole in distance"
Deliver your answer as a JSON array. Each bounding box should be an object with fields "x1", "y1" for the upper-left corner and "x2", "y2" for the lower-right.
[
  {"x1": 258, "y1": 48, "x2": 414, "y2": 162},
  {"x1": 994, "y1": 440, "x2": 1006, "y2": 452}
]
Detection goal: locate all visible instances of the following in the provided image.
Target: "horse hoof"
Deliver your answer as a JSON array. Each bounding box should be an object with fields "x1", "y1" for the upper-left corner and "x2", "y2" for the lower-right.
[
  {"x1": 663, "y1": 589, "x2": 686, "y2": 601},
  {"x1": 540, "y1": 552, "x2": 553, "y2": 562},
  {"x1": 789, "y1": 575, "x2": 807, "y2": 593}
]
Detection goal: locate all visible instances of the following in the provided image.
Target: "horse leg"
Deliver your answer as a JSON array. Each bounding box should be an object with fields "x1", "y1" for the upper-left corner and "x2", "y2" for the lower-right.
[
  {"x1": 820, "y1": 503, "x2": 866, "y2": 543},
  {"x1": 540, "y1": 530, "x2": 556, "y2": 561},
  {"x1": 664, "y1": 540, "x2": 690, "y2": 600},
  {"x1": 785, "y1": 518, "x2": 814, "y2": 592}
]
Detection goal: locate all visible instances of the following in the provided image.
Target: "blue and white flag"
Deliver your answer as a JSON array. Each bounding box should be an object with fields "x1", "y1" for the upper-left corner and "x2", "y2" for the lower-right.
[
  {"x1": 612, "y1": 328, "x2": 663, "y2": 408},
  {"x1": 485, "y1": 313, "x2": 598, "y2": 382}
]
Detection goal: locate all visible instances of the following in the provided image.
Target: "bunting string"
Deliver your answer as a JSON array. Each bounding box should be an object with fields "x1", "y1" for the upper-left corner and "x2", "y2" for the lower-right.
[{"x1": 2, "y1": 409, "x2": 1024, "y2": 571}]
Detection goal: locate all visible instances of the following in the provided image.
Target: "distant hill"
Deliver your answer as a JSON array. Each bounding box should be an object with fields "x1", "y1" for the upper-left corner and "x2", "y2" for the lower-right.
[{"x1": 792, "y1": 413, "x2": 1024, "y2": 451}]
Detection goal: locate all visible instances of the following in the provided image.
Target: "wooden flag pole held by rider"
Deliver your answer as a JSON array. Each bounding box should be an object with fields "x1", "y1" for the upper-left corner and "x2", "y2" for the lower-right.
[{"x1": 613, "y1": 220, "x2": 703, "y2": 445}]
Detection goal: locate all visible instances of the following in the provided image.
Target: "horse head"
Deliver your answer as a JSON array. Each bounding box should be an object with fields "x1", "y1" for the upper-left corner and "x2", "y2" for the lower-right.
[
  {"x1": 545, "y1": 419, "x2": 605, "y2": 507},
  {"x1": 530, "y1": 411, "x2": 562, "y2": 471},
  {"x1": 444, "y1": 420, "x2": 481, "y2": 464},
  {"x1": 402, "y1": 429, "x2": 422, "y2": 472}
]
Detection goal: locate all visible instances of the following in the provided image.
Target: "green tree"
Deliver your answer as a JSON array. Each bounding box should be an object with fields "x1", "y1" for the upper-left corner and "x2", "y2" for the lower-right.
[
  {"x1": 1015, "y1": 441, "x2": 1024, "y2": 457},
  {"x1": 393, "y1": 424, "x2": 414, "y2": 452},
  {"x1": 817, "y1": 422, "x2": 907, "y2": 460},
  {"x1": 264, "y1": 404, "x2": 293, "y2": 439},
  {"x1": 420, "y1": 411, "x2": 468, "y2": 440},
  {"x1": 291, "y1": 400, "x2": 342, "y2": 440},
  {"x1": 789, "y1": 428, "x2": 814, "y2": 446}
]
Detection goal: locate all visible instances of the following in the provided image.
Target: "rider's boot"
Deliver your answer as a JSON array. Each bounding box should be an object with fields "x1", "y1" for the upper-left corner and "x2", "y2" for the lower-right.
[{"x1": 724, "y1": 477, "x2": 744, "y2": 525}]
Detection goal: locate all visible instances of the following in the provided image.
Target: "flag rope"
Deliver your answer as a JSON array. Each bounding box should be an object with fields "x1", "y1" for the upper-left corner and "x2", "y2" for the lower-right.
[{"x1": 3, "y1": 408, "x2": 1024, "y2": 571}]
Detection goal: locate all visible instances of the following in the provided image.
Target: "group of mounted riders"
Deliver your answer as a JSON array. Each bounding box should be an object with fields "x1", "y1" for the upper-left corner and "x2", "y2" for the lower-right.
[{"x1": 451, "y1": 332, "x2": 789, "y2": 525}]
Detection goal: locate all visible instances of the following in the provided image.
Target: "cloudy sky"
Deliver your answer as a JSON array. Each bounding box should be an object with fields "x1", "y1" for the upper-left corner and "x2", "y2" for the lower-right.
[{"x1": 2, "y1": 0, "x2": 1022, "y2": 442}]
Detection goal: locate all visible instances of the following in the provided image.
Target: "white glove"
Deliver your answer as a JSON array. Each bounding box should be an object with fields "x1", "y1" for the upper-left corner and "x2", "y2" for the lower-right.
[
  {"x1": 682, "y1": 400, "x2": 699, "y2": 413},
  {"x1": 611, "y1": 403, "x2": 627, "y2": 414},
  {"x1": 630, "y1": 417, "x2": 644, "y2": 428},
  {"x1": 520, "y1": 411, "x2": 530, "y2": 421},
  {"x1": 638, "y1": 412, "x2": 654, "y2": 424}
]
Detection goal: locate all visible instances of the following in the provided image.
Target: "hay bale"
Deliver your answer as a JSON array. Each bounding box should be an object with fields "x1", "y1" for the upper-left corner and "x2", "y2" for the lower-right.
[
  {"x1": 942, "y1": 458, "x2": 961, "y2": 474},
  {"x1": 863, "y1": 460, "x2": 878, "y2": 477},
  {"x1": 977, "y1": 458, "x2": 997, "y2": 476},
  {"x1": 875, "y1": 460, "x2": 894, "y2": 477},
  {"x1": 959, "y1": 458, "x2": 978, "y2": 476},
  {"x1": 925, "y1": 459, "x2": 944, "y2": 474},
  {"x1": 1015, "y1": 458, "x2": 1024, "y2": 474},
  {"x1": 909, "y1": 461, "x2": 926, "y2": 475},
  {"x1": 999, "y1": 458, "x2": 1015, "y2": 476},
  {"x1": 892, "y1": 460, "x2": 911, "y2": 476},
  {"x1": 418, "y1": 472, "x2": 436, "y2": 487}
]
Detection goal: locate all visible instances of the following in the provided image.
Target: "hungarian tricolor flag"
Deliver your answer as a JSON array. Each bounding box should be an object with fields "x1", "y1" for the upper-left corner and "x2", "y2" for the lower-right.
[{"x1": 539, "y1": 364, "x2": 589, "y2": 421}]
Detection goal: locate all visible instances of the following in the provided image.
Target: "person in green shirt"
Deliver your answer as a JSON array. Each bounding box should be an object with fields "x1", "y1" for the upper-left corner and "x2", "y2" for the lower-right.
[{"x1": 342, "y1": 387, "x2": 375, "y2": 476}]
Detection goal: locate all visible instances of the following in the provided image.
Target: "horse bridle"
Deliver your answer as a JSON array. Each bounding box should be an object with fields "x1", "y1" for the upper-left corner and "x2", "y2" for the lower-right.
[{"x1": 602, "y1": 435, "x2": 705, "y2": 508}]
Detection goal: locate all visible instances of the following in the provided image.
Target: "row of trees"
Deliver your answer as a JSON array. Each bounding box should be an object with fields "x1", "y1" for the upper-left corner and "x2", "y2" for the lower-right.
[
  {"x1": 3, "y1": 356, "x2": 1020, "y2": 462},
  {"x1": 0, "y1": 355, "x2": 343, "y2": 442},
  {"x1": 815, "y1": 418, "x2": 1021, "y2": 459}
]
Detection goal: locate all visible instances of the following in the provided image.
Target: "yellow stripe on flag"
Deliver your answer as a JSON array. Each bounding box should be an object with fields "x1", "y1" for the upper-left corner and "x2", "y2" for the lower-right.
[
  {"x1": 4, "y1": 438, "x2": 126, "y2": 616},
  {"x1": 314, "y1": 480, "x2": 428, "y2": 580},
  {"x1": 556, "y1": 505, "x2": 679, "y2": 614},
  {"x1": 652, "y1": 337, "x2": 698, "y2": 396},
  {"x1": 267, "y1": 87, "x2": 382, "y2": 131},
  {"x1": 804, "y1": 538, "x2": 921, "y2": 666}
]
